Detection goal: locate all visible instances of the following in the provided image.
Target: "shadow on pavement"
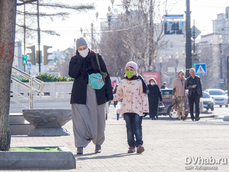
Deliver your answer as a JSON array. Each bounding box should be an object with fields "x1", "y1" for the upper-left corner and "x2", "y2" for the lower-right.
[
  {"x1": 143, "y1": 116, "x2": 174, "y2": 121},
  {"x1": 75, "y1": 152, "x2": 136, "y2": 160}
]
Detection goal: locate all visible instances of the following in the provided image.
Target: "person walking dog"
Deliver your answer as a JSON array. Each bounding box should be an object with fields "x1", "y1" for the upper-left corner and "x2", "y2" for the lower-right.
[{"x1": 68, "y1": 37, "x2": 113, "y2": 155}]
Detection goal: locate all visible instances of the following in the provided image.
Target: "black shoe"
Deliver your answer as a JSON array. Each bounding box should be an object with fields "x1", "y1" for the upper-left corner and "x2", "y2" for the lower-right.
[
  {"x1": 191, "y1": 118, "x2": 195, "y2": 121},
  {"x1": 95, "y1": 145, "x2": 101, "y2": 153},
  {"x1": 77, "y1": 147, "x2": 83, "y2": 155},
  {"x1": 195, "y1": 117, "x2": 200, "y2": 121}
]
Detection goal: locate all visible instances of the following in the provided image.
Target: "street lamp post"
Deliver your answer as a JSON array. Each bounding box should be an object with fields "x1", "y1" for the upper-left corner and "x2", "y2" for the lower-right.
[
  {"x1": 159, "y1": 57, "x2": 162, "y2": 73},
  {"x1": 95, "y1": 12, "x2": 99, "y2": 20},
  {"x1": 185, "y1": 0, "x2": 192, "y2": 78},
  {"x1": 80, "y1": 28, "x2": 83, "y2": 36},
  {"x1": 219, "y1": 35, "x2": 223, "y2": 89},
  {"x1": 107, "y1": 6, "x2": 112, "y2": 30},
  {"x1": 111, "y1": 0, "x2": 114, "y2": 7},
  {"x1": 175, "y1": 52, "x2": 179, "y2": 75},
  {"x1": 159, "y1": 57, "x2": 162, "y2": 85},
  {"x1": 123, "y1": 0, "x2": 131, "y2": 15}
]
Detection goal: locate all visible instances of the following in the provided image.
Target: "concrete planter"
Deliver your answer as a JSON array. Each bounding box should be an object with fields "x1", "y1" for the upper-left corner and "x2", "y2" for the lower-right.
[
  {"x1": 0, "y1": 146, "x2": 76, "y2": 169},
  {"x1": 23, "y1": 109, "x2": 72, "y2": 136},
  {"x1": 9, "y1": 114, "x2": 34, "y2": 135}
]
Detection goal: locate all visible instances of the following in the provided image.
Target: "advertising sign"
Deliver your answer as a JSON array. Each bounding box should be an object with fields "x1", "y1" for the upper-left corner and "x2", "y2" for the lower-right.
[
  {"x1": 110, "y1": 77, "x2": 121, "y2": 88},
  {"x1": 163, "y1": 14, "x2": 184, "y2": 35},
  {"x1": 164, "y1": 21, "x2": 184, "y2": 35},
  {"x1": 163, "y1": 14, "x2": 184, "y2": 19},
  {"x1": 142, "y1": 72, "x2": 161, "y2": 88}
]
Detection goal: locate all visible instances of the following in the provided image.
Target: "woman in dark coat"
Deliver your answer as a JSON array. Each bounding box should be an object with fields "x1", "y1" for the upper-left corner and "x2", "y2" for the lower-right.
[
  {"x1": 68, "y1": 37, "x2": 113, "y2": 155},
  {"x1": 147, "y1": 78, "x2": 162, "y2": 120}
]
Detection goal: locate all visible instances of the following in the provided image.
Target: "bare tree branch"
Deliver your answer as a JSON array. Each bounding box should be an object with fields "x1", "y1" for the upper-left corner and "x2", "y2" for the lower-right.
[
  {"x1": 17, "y1": 24, "x2": 60, "y2": 36},
  {"x1": 39, "y1": 3, "x2": 94, "y2": 11},
  {"x1": 17, "y1": 0, "x2": 37, "y2": 6},
  {"x1": 17, "y1": 10, "x2": 70, "y2": 17},
  {"x1": 17, "y1": 10, "x2": 69, "y2": 17}
]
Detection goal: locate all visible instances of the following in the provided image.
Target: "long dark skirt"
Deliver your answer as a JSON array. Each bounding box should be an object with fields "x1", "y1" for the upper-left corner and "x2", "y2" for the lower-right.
[{"x1": 149, "y1": 106, "x2": 158, "y2": 120}]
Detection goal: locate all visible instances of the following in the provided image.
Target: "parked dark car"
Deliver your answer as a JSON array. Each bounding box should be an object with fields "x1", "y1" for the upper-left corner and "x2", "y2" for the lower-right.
[{"x1": 159, "y1": 89, "x2": 188, "y2": 119}]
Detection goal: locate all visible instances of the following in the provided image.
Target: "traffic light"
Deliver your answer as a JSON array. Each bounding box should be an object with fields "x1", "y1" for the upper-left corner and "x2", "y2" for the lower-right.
[
  {"x1": 36, "y1": 50, "x2": 42, "y2": 64},
  {"x1": 192, "y1": 54, "x2": 200, "y2": 67},
  {"x1": 43, "y1": 45, "x2": 52, "y2": 65},
  {"x1": 22, "y1": 55, "x2": 27, "y2": 65},
  {"x1": 27, "y1": 45, "x2": 36, "y2": 65}
]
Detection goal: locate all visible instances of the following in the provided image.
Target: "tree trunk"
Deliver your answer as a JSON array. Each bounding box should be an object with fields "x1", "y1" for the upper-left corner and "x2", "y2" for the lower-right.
[{"x1": 0, "y1": 0, "x2": 17, "y2": 151}]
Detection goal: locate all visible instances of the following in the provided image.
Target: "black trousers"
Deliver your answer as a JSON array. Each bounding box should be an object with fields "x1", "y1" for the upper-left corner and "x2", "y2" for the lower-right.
[{"x1": 188, "y1": 92, "x2": 200, "y2": 119}]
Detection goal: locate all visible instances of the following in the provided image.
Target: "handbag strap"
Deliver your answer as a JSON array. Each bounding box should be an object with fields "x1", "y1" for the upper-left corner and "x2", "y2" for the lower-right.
[
  {"x1": 95, "y1": 53, "x2": 107, "y2": 85},
  {"x1": 95, "y1": 53, "x2": 102, "y2": 74}
]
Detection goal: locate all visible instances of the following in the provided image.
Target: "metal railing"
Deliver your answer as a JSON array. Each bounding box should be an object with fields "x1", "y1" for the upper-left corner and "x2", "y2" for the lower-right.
[{"x1": 11, "y1": 66, "x2": 45, "y2": 109}]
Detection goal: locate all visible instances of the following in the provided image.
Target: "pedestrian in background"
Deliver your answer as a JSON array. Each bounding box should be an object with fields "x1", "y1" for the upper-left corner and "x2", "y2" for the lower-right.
[
  {"x1": 68, "y1": 37, "x2": 113, "y2": 155},
  {"x1": 147, "y1": 78, "x2": 162, "y2": 120},
  {"x1": 185, "y1": 68, "x2": 202, "y2": 121},
  {"x1": 113, "y1": 85, "x2": 121, "y2": 120},
  {"x1": 115, "y1": 101, "x2": 121, "y2": 120},
  {"x1": 113, "y1": 61, "x2": 149, "y2": 154},
  {"x1": 172, "y1": 70, "x2": 187, "y2": 120},
  {"x1": 113, "y1": 85, "x2": 118, "y2": 108},
  {"x1": 161, "y1": 82, "x2": 167, "y2": 89}
]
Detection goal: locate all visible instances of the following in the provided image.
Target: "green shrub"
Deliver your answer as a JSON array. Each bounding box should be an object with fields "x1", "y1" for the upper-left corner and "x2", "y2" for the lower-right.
[
  {"x1": 35, "y1": 73, "x2": 55, "y2": 82},
  {"x1": 11, "y1": 73, "x2": 74, "y2": 82},
  {"x1": 68, "y1": 77, "x2": 75, "y2": 81},
  {"x1": 12, "y1": 75, "x2": 29, "y2": 82},
  {"x1": 54, "y1": 76, "x2": 68, "y2": 82},
  {"x1": 34, "y1": 73, "x2": 74, "y2": 82}
]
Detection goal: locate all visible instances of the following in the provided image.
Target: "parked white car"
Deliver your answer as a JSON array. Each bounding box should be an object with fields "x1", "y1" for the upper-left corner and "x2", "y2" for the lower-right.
[{"x1": 205, "y1": 89, "x2": 228, "y2": 108}]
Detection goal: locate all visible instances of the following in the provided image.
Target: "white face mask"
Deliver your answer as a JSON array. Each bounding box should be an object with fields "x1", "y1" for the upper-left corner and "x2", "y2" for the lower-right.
[
  {"x1": 78, "y1": 48, "x2": 89, "y2": 58},
  {"x1": 150, "y1": 82, "x2": 155, "y2": 85}
]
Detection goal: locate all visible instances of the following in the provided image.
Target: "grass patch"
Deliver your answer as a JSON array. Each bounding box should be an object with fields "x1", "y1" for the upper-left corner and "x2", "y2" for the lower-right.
[{"x1": 8, "y1": 147, "x2": 62, "y2": 152}]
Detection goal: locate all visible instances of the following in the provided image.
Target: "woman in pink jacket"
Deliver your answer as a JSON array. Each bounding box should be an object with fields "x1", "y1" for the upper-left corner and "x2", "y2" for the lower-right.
[{"x1": 113, "y1": 61, "x2": 149, "y2": 153}]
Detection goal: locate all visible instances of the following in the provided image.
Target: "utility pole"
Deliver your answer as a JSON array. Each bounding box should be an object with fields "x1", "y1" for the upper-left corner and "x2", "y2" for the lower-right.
[
  {"x1": 23, "y1": 0, "x2": 26, "y2": 72},
  {"x1": 37, "y1": 0, "x2": 41, "y2": 73},
  {"x1": 193, "y1": 20, "x2": 196, "y2": 53},
  {"x1": 149, "y1": 0, "x2": 153, "y2": 71},
  {"x1": 185, "y1": 0, "x2": 192, "y2": 77}
]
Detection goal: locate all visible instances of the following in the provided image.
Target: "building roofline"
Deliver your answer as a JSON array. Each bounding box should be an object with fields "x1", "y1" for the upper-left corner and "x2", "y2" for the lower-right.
[{"x1": 201, "y1": 33, "x2": 216, "y2": 38}]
